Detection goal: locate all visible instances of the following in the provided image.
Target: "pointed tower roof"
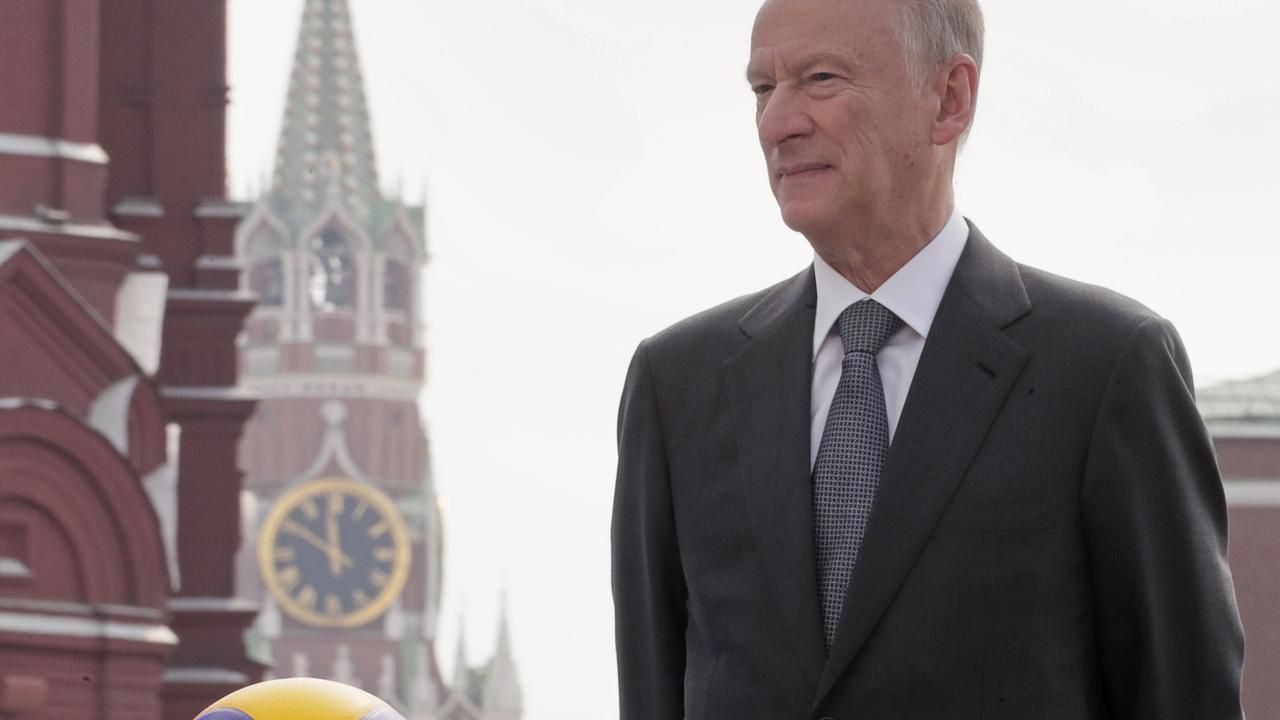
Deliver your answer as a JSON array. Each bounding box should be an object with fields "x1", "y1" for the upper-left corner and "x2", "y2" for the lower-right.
[
  {"x1": 481, "y1": 594, "x2": 523, "y2": 720},
  {"x1": 451, "y1": 615, "x2": 469, "y2": 693},
  {"x1": 271, "y1": 0, "x2": 382, "y2": 228}
]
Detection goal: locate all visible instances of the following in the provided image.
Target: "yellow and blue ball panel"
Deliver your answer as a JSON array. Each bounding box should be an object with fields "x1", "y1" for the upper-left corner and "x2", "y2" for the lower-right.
[{"x1": 195, "y1": 678, "x2": 406, "y2": 720}]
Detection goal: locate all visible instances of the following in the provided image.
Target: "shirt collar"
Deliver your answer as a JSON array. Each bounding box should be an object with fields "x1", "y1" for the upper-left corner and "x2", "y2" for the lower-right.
[{"x1": 812, "y1": 207, "x2": 969, "y2": 359}]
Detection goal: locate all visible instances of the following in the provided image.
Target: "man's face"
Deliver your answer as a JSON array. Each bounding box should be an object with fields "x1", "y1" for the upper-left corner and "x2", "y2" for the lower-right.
[{"x1": 748, "y1": 0, "x2": 936, "y2": 238}]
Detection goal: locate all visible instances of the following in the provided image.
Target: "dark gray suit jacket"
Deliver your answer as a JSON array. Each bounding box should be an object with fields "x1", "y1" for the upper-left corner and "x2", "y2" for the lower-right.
[{"x1": 612, "y1": 224, "x2": 1244, "y2": 719}]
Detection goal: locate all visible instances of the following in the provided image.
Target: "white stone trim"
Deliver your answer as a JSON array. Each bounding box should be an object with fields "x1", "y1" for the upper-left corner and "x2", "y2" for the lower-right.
[
  {"x1": 87, "y1": 376, "x2": 140, "y2": 455},
  {"x1": 294, "y1": 249, "x2": 313, "y2": 341},
  {"x1": 244, "y1": 346, "x2": 280, "y2": 376},
  {"x1": 0, "y1": 557, "x2": 32, "y2": 578},
  {"x1": 166, "y1": 287, "x2": 255, "y2": 302},
  {"x1": 163, "y1": 667, "x2": 250, "y2": 684},
  {"x1": 0, "y1": 609, "x2": 177, "y2": 645},
  {"x1": 195, "y1": 254, "x2": 244, "y2": 271},
  {"x1": 168, "y1": 596, "x2": 260, "y2": 613},
  {"x1": 0, "y1": 214, "x2": 137, "y2": 242},
  {"x1": 193, "y1": 199, "x2": 249, "y2": 219},
  {"x1": 0, "y1": 132, "x2": 108, "y2": 164},
  {"x1": 1224, "y1": 479, "x2": 1280, "y2": 507},
  {"x1": 160, "y1": 386, "x2": 257, "y2": 401},
  {"x1": 241, "y1": 373, "x2": 422, "y2": 401},
  {"x1": 0, "y1": 397, "x2": 60, "y2": 413},
  {"x1": 235, "y1": 201, "x2": 293, "y2": 258},
  {"x1": 114, "y1": 272, "x2": 169, "y2": 374},
  {"x1": 294, "y1": 400, "x2": 376, "y2": 486},
  {"x1": 112, "y1": 197, "x2": 165, "y2": 218},
  {"x1": 144, "y1": 423, "x2": 182, "y2": 590}
]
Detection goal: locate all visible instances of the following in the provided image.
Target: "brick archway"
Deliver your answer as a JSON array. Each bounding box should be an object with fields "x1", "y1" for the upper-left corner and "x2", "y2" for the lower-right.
[{"x1": 0, "y1": 403, "x2": 174, "y2": 719}]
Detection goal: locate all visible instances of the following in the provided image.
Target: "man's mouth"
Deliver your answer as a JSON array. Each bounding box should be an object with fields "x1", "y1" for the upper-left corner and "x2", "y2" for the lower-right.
[{"x1": 777, "y1": 163, "x2": 831, "y2": 178}]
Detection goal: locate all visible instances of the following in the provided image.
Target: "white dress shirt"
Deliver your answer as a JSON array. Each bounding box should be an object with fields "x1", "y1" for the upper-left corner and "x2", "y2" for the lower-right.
[{"x1": 809, "y1": 209, "x2": 969, "y2": 470}]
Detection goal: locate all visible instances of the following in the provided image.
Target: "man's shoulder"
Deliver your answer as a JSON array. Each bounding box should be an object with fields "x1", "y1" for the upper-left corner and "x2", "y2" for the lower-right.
[
  {"x1": 1013, "y1": 262, "x2": 1178, "y2": 359},
  {"x1": 1019, "y1": 263, "x2": 1153, "y2": 319},
  {"x1": 963, "y1": 221, "x2": 1164, "y2": 340},
  {"x1": 1018, "y1": 263, "x2": 1158, "y2": 323},
  {"x1": 639, "y1": 267, "x2": 809, "y2": 364}
]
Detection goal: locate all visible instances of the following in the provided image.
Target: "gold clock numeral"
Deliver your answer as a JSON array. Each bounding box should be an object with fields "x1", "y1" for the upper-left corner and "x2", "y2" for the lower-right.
[
  {"x1": 370, "y1": 569, "x2": 389, "y2": 587},
  {"x1": 374, "y1": 547, "x2": 395, "y2": 562},
  {"x1": 368, "y1": 521, "x2": 389, "y2": 539},
  {"x1": 301, "y1": 498, "x2": 320, "y2": 520},
  {"x1": 274, "y1": 546, "x2": 296, "y2": 563},
  {"x1": 278, "y1": 565, "x2": 301, "y2": 592},
  {"x1": 327, "y1": 492, "x2": 343, "y2": 514},
  {"x1": 353, "y1": 590, "x2": 371, "y2": 608},
  {"x1": 324, "y1": 594, "x2": 343, "y2": 617},
  {"x1": 353, "y1": 499, "x2": 370, "y2": 520},
  {"x1": 296, "y1": 585, "x2": 317, "y2": 612}
]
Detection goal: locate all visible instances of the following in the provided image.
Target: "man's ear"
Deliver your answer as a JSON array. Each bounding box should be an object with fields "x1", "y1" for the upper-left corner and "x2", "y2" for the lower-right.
[{"x1": 932, "y1": 54, "x2": 979, "y2": 146}]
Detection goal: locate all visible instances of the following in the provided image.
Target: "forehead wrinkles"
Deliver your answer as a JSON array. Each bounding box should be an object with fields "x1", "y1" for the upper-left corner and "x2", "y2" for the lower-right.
[
  {"x1": 748, "y1": 34, "x2": 871, "y2": 81},
  {"x1": 750, "y1": 2, "x2": 889, "y2": 76}
]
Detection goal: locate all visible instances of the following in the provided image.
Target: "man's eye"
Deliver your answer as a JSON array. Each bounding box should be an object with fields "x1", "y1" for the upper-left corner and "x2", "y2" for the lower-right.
[
  {"x1": 810, "y1": 72, "x2": 838, "y2": 82},
  {"x1": 751, "y1": 84, "x2": 774, "y2": 96}
]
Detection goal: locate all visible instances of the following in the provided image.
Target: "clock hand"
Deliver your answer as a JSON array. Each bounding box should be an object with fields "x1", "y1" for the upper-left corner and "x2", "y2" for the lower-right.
[
  {"x1": 281, "y1": 519, "x2": 354, "y2": 568},
  {"x1": 326, "y1": 501, "x2": 344, "y2": 577}
]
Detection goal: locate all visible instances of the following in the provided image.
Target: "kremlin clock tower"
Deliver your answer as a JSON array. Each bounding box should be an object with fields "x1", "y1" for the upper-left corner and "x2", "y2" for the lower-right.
[{"x1": 233, "y1": 2, "x2": 520, "y2": 719}]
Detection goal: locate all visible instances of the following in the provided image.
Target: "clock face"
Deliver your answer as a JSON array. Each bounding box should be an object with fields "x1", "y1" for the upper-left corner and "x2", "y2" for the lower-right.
[{"x1": 258, "y1": 478, "x2": 411, "y2": 628}]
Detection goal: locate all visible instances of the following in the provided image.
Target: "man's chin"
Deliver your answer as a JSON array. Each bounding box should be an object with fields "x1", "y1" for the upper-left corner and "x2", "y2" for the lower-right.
[{"x1": 778, "y1": 204, "x2": 834, "y2": 239}]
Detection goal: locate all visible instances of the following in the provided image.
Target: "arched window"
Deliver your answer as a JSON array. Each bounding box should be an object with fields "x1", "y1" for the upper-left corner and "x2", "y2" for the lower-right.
[
  {"x1": 243, "y1": 224, "x2": 287, "y2": 308},
  {"x1": 309, "y1": 227, "x2": 356, "y2": 311},
  {"x1": 383, "y1": 259, "x2": 411, "y2": 312},
  {"x1": 249, "y1": 257, "x2": 284, "y2": 307}
]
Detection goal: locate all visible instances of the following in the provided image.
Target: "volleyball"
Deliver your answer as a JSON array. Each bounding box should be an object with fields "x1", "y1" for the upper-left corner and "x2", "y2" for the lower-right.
[{"x1": 195, "y1": 678, "x2": 406, "y2": 720}]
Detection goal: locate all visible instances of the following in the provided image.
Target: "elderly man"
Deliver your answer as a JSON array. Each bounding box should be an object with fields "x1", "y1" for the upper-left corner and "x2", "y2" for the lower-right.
[{"x1": 611, "y1": 0, "x2": 1245, "y2": 717}]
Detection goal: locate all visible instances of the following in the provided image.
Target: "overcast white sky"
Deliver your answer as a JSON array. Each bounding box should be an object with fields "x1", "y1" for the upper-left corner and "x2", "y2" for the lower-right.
[{"x1": 228, "y1": 1, "x2": 1280, "y2": 717}]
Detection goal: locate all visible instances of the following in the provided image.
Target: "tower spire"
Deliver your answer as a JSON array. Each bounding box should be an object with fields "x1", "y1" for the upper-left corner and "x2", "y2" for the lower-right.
[
  {"x1": 451, "y1": 614, "x2": 469, "y2": 694},
  {"x1": 481, "y1": 594, "x2": 523, "y2": 720},
  {"x1": 272, "y1": 0, "x2": 381, "y2": 223}
]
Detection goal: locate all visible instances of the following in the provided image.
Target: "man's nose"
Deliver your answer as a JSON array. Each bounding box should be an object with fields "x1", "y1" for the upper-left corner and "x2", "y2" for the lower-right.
[{"x1": 757, "y1": 86, "x2": 815, "y2": 147}]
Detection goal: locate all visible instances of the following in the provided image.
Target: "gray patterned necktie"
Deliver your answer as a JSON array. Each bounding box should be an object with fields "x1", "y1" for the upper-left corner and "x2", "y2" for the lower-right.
[{"x1": 813, "y1": 298, "x2": 903, "y2": 650}]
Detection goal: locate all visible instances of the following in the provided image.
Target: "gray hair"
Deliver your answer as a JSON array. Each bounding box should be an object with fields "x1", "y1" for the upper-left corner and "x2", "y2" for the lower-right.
[{"x1": 894, "y1": 0, "x2": 985, "y2": 91}]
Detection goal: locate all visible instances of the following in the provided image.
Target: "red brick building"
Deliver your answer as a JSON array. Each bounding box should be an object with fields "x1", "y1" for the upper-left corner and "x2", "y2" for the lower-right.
[
  {"x1": 0, "y1": 1, "x2": 260, "y2": 717},
  {"x1": 0, "y1": 1, "x2": 520, "y2": 718}
]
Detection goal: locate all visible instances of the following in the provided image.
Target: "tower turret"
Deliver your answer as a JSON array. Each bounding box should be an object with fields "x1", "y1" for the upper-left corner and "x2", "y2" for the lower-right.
[{"x1": 480, "y1": 597, "x2": 524, "y2": 720}]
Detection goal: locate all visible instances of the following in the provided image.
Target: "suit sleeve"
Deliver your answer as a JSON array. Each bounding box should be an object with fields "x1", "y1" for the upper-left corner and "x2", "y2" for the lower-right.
[
  {"x1": 612, "y1": 339, "x2": 688, "y2": 719},
  {"x1": 1081, "y1": 316, "x2": 1245, "y2": 718}
]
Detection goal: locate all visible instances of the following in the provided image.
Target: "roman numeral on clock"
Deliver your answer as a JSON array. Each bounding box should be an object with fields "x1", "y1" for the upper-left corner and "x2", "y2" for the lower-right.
[
  {"x1": 278, "y1": 565, "x2": 300, "y2": 592},
  {"x1": 296, "y1": 585, "x2": 317, "y2": 612},
  {"x1": 325, "y1": 594, "x2": 343, "y2": 617}
]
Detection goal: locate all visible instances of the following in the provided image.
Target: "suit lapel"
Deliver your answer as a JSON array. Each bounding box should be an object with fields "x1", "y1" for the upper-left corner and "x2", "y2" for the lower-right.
[
  {"x1": 723, "y1": 267, "x2": 828, "y2": 685},
  {"x1": 814, "y1": 226, "x2": 1033, "y2": 703}
]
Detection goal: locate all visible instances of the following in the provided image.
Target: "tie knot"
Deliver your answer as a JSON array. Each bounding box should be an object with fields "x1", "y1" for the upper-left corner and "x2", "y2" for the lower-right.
[{"x1": 836, "y1": 299, "x2": 903, "y2": 355}]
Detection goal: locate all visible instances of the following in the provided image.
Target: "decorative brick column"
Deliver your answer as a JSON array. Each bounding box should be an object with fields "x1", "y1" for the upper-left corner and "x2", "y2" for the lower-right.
[{"x1": 97, "y1": 1, "x2": 266, "y2": 715}]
